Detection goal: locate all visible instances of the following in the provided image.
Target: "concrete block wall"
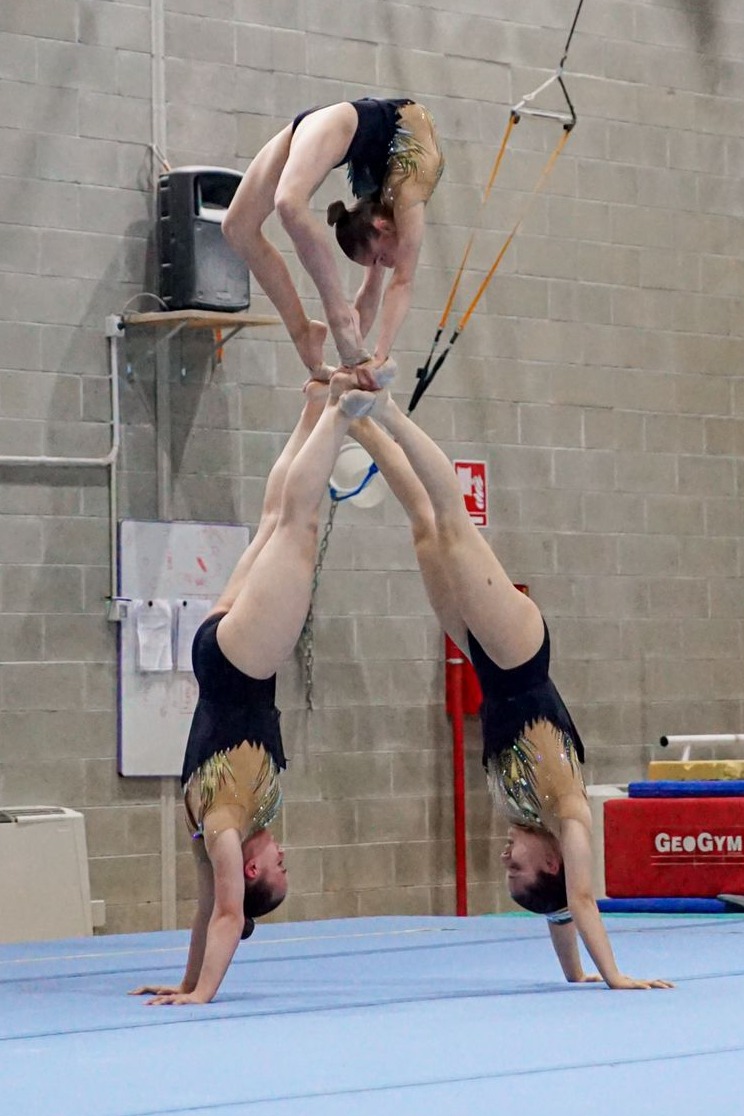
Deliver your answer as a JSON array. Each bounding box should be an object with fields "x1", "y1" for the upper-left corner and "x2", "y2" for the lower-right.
[{"x1": 1, "y1": 0, "x2": 743, "y2": 933}]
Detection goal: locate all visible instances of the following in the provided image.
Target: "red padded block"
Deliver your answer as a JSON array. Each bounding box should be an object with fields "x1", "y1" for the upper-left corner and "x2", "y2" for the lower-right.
[{"x1": 604, "y1": 796, "x2": 744, "y2": 898}]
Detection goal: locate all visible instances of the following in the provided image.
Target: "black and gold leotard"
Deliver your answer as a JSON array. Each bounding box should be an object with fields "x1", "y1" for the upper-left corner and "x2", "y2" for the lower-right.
[
  {"x1": 468, "y1": 621, "x2": 586, "y2": 830},
  {"x1": 292, "y1": 96, "x2": 444, "y2": 205},
  {"x1": 181, "y1": 612, "x2": 285, "y2": 843}
]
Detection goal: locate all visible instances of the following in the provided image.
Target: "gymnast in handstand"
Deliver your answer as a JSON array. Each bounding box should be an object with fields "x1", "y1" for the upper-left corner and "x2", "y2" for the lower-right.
[
  {"x1": 131, "y1": 374, "x2": 391, "y2": 1005},
  {"x1": 223, "y1": 97, "x2": 444, "y2": 377},
  {"x1": 337, "y1": 379, "x2": 672, "y2": 990}
]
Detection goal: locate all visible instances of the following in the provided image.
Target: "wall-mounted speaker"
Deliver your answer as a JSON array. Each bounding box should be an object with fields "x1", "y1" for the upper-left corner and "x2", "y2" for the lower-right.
[{"x1": 157, "y1": 166, "x2": 250, "y2": 312}]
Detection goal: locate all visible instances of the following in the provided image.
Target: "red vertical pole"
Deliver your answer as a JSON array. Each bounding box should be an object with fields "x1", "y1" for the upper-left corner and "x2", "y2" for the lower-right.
[{"x1": 445, "y1": 634, "x2": 468, "y2": 916}]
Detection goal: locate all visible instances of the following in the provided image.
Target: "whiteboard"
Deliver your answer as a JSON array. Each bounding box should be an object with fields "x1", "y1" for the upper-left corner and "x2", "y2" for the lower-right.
[{"x1": 118, "y1": 519, "x2": 251, "y2": 776}]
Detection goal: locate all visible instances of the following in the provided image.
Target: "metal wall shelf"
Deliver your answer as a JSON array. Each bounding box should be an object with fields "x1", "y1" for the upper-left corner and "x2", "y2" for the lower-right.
[{"x1": 120, "y1": 309, "x2": 280, "y2": 347}]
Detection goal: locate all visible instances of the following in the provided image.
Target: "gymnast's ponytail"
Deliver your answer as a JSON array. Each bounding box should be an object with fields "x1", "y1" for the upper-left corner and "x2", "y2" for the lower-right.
[{"x1": 326, "y1": 200, "x2": 348, "y2": 228}]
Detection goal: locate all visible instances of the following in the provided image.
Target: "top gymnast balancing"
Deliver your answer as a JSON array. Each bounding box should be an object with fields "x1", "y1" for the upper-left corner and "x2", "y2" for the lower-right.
[
  {"x1": 337, "y1": 379, "x2": 672, "y2": 990},
  {"x1": 131, "y1": 373, "x2": 392, "y2": 1005},
  {"x1": 223, "y1": 96, "x2": 444, "y2": 377}
]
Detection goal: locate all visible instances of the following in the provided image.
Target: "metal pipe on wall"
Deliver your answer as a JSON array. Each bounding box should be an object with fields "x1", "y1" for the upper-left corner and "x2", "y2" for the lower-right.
[
  {"x1": 660, "y1": 734, "x2": 744, "y2": 762},
  {"x1": 0, "y1": 319, "x2": 122, "y2": 609},
  {"x1": 150, "y1": 0, "x2": 178, "y2": 934},
  {"x1": 106, "y1": 318, "x2": 122, "y2": 605},
  {"x1": 660, "y1": 735, "x2": 744, "y2": 747},
  {"x1": 150, "y1": 0, "x2": 167, "y2": 176}
]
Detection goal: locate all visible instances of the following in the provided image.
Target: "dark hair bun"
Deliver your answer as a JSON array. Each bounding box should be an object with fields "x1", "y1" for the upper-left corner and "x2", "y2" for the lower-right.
[
  {"x1": 241, "y1": 917, "x2": 256, "y2": 941},
  {"x1": 326, "y1": 200, "x2": 347, "y2": 227}
]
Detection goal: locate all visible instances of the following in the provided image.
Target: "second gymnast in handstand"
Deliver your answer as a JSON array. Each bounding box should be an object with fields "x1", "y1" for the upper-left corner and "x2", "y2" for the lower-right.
[{"x1": 338, "y1": 379, "x2": 672, "y2": 991}]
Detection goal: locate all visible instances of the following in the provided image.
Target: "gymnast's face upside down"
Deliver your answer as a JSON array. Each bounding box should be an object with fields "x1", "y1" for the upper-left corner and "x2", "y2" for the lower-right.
[
  {"x1": 354, "y1": 222, "x2": 399, "y2": 269},
  {"x1": 501, "y1": 824, "x2": 563, "y2": 905},
  {"x1": 243, "y1": 829, "x2": 289, "y2": 906}
]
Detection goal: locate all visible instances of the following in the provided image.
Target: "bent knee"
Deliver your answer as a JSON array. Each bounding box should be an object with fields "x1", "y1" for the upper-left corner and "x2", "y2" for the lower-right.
[
  {"x1": 223, "y1": 203, "x2": 258, "y2": 251},
  {"x1": 434, "y1": 507, "x2": 472, "y2": 549},
  {"x1": 221, "y1": 207, "x2": 241, "y2": 248},
  {"x1": 410, "y1": 509, "x2": 437, "y2": 550},
  {"x1": 274, "y1": 191, "x2": 306, "y2": 232},
  {"x1": 277, "y1": 501, "x2": 320, "y2": 540}
]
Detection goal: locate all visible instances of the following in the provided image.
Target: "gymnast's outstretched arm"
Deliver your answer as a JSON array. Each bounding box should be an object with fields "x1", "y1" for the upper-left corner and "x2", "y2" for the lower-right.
[
  {"x1": 547, "y1": 919, "x2": 602, "y2": 984},
  {"x1": 353, "y1": 262, "x2": 386, "y2": 341},
  {"x1": 559, "y1": 817, "x2": 673, "y2": 990},
  {"x1": 128, "y1": 837, "x2": 214, "y2": 1001},
  {"x1": 370, "y1": 203, "x2": 425, "y2": 365}
]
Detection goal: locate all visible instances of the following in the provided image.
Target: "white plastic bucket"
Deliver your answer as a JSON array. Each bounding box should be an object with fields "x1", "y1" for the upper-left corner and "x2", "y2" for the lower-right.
[{"x1": 329, "y1": 441, "x2": 388, "y2": 509}]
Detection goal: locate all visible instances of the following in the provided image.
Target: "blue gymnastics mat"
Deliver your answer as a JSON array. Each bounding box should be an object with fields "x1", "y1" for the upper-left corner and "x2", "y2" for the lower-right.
[
  {"x1": 629, "y1": 780, "x2": 744, "y2": 797},
  {"x1": 598, "y1": 897, "x2": 734, "y2": 913},
  {"x1": 1, "y1": 913, "x2": 743, "y2": 1116}
]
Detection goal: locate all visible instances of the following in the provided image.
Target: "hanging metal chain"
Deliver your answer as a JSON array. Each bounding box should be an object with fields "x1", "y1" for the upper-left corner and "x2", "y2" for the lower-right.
[{"x1": 298, "y1": 496, "x2": 340, "y2": 709}]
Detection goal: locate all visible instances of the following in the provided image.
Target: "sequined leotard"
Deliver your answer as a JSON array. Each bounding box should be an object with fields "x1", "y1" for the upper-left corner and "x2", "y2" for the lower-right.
[
  {"x1": 292, "y1": 97, "x2": 445, "y2": 205},
  {"x1": 468, "y1": 621, "x2": 586, "y2": 832},
  {"x1": 182, "y1": 613, "x2": 285, "y2": 844}
]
